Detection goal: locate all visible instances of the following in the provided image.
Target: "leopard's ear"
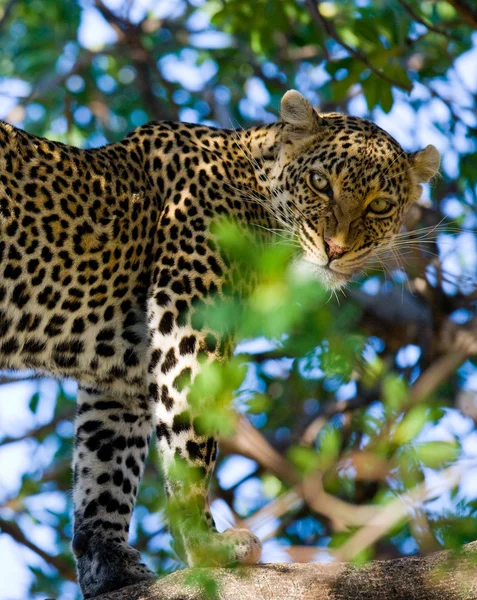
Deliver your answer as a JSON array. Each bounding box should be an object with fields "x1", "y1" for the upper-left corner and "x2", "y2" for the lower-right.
[
  {"x1": 409, "y1": 145, "x2": 440, "y2": 183},
  {"x1": 280, "y1": 90, "x2": 323, "y2": 134}
]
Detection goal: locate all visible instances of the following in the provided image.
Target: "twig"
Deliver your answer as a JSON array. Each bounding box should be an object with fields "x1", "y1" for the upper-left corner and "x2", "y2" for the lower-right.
[
  {"x1": 244, "y1": 487, "x2": 304, "y2": 538},
  {"x1": 221, "y1": 417, "x2": 299, "y2": 484},
  {"x1": 223, "y1": 419, "x2": 379, "y2": 531},
  {"x1": 301, "y1": 395, "x2": 370, "y2": 445},
  {"x1": 0, "y1": 0, "x2": 17, "y2": 31},
  {"x1": 0, "y1": 407, "x2": 74, "y2": 447},
  {"x1": 0, "y1": 517, "x2": 76, "y2": 580},
  {"x1": 397, "y1": 0, "x2": 462, "y2": 41},
  {"x1": 334, "y1": 462, "x2": 465, "y2": 561},
  {"x1": 408, "y1": 350, "x2": 468, "y2": 404},
  {"x1": 446, "y1": 0, "x2": 477, "y2": 29},
  {"x1": 93, "y1": 0, "x2": 176, "y2": 120},
  {"x1": 303, "y1": 0, "x2": 413, "y2": 92}
]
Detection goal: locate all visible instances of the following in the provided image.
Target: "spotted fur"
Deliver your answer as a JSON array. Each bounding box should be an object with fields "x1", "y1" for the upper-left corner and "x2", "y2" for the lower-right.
[{"x1": 0, "y1": 90, "x2": 439, "y2": 597}]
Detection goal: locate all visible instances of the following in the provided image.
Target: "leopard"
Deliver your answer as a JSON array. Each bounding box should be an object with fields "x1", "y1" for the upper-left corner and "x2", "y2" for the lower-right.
[{"x1": 0, "y1": 90, "x2": 439, "y2": 598}]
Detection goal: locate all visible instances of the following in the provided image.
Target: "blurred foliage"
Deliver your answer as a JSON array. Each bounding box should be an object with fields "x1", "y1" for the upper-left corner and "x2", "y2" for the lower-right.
[{"x1": 0, "y1": 0, "x2": 477, "y2": 599}]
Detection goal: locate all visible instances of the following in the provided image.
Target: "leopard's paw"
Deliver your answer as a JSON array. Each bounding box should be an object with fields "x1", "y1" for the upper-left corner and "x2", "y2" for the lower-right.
[
  {"x1": 186, "y1": 528, "x2": 261, "y2": 567},
  {"x1": 73, "y1": 533, "x2": 155, "y2": 598},
  {"x1": 220, "y1": 528, "x2": 262, "y2": 564}
]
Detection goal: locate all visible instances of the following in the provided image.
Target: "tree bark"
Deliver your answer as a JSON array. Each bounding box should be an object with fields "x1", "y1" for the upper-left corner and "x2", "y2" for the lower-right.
[{"x1": 97, "y1": 542, "x2": 477, "y2": 600}]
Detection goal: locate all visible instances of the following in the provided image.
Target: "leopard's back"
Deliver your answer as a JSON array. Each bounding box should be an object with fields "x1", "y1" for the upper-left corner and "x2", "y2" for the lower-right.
[{"x1": 0, "y1": 122, "x2": 159, "y2": 393}]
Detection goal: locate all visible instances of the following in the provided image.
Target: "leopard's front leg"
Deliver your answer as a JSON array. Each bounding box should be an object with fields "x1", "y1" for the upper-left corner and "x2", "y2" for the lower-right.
[
  {"x1": 148, "y1": 289, "x2": 261, "y2": 567},
  {"x1": 72, "y1": 388, "x2": 155, "y2": 598}
]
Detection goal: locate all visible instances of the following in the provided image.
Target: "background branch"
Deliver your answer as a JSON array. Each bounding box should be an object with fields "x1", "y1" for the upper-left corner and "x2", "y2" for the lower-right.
[
  {"x1": 0, "y1": 518, "x2": 76, "y2": 581},
  {"x1": 304, "y1": 0, "x2": 412, "y2": 91},
  {"x1": 446, "y1": 0, "x2": 477, "y2": 29}
]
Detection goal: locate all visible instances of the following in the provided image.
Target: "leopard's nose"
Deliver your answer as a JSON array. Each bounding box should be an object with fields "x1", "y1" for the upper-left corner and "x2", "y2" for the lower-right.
[{"x1": 324, "y1": 238, "x2": 349, "y2": 260}]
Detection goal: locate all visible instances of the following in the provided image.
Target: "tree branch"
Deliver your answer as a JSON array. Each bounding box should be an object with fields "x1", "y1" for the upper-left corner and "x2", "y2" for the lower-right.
[
  {"x1": 0, "y1": 0, "x2": 17, "y2": 31},
  {"x1": 446, "y1": 0, "x2": 477, "y2": 29},
  {"x1": 334, "y1": 462, "x2": 464, "y2": 561},
  {"x1": 93, "y1": 0, "x2": 177, "y2": 121},
  {"x1": 0, "y1": 407, "x2": 74, "y2": 447},
  {"x1": 94, "y1": 542, "x2": 477, "y2": 599},
  {"x1": 0, "y1": 517, "x2": 76, "y2": 581},
  {"x1": 303, "y1": 0, "x2": 413, "y2": 92},
  {"x1": 397, "y1": 0, "x2": 462, "y2": 41}
]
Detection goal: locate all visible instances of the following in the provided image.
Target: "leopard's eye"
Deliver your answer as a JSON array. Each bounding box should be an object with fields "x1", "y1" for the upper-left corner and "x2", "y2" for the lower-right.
[
  {"x1": 309, "y1": 172, "x2": 333, "y2": 199},
  {"x1": 368, "y1": 198, "x2": 393, "y2": 214}
]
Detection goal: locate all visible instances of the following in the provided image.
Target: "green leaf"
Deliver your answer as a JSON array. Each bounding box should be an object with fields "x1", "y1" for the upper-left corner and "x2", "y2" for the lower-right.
[
  {"x1": 287, "y1": 445, "x2": 320, "y2": 475},
  {"x1": 394, "y1": 405, "x2": 429, "y2": 444},
  {"x1": 415, "y1": 441, "x2": 460, "y2": 468},
  {"x1": 29, "y1": 391, "x2": 40, "y2": 414},
  {"x1": 382, "y1": 374, "x2": 408, "y2": 414},
  {"x1": 317, "y1": 425, "x2": 341, "y2": 470},
  {"x1": 247, "y1": 393, "x2": 272, "y2": 413}
]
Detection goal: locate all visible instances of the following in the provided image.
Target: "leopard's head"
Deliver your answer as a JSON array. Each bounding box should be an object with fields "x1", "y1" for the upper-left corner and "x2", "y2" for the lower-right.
[{"x1": 268, "y1": 90, "x2": 440, "y2": 289}]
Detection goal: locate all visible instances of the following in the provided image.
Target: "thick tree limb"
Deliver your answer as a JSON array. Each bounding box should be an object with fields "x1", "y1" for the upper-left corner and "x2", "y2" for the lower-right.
[{"x1": 96, "y1": 542, "x2": 477, "y2": 600}]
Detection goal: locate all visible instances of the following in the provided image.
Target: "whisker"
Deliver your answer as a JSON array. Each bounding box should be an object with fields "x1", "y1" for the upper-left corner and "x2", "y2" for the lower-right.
[
  {"x1": 230, "y1": 127, "x2": 320, "y2": 235},
  {"x1": 392, "y1": 217, "x2": 451, "y2": 240},
  {"x1": 225, "y1": 182, "x2": 293, "y2": 230},
  {"x1": 382, "y1": 150, "x2": 407, "y2": 176}
]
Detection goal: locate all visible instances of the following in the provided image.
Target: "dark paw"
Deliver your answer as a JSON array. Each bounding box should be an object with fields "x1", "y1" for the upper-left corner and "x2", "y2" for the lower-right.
[{"x1": 74, "y1": 534, "x2": 155, "y2": 598}]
